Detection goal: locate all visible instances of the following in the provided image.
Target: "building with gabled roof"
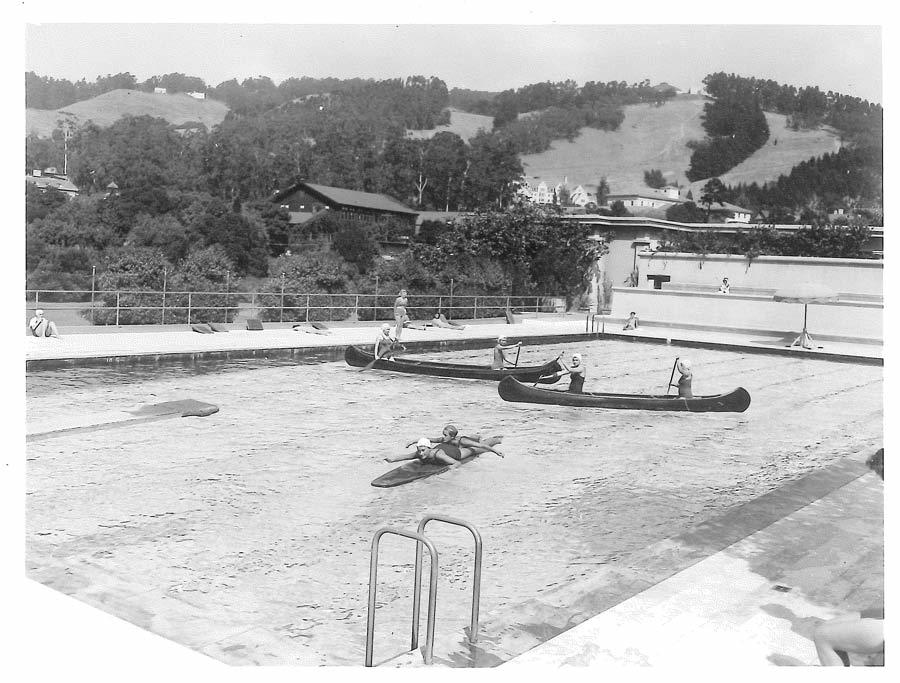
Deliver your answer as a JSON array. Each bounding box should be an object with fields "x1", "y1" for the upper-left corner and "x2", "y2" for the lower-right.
[
  {"x1": 25, "y1": 169, "x2": 79, "y2": 198},
  {"x1": 271, "y1": 181, "x2": 418, "y2": 226}
]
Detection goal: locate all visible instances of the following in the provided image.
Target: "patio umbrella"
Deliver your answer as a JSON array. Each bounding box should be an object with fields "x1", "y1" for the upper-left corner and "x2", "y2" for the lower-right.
[{"x1": 773, "y1": 283, "x2": 838, "y2": 349}]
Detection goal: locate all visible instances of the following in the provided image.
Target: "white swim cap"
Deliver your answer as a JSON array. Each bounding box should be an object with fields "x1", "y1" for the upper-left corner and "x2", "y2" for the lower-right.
[
  {"x1": 572, "y1": 353, "x2": 582, "y2": 362},
  {"x1": 677, "y1": 358, "x2": 692, "y2": 372},
  {"x1": 498, "y1": 335, "x2": 507, "y2": 343},
  {"x1": 35, "y1": 309, "x2": 44, "y2": 315},
  {"x1": 416, "y1": 437, "x2": 431, "y2": 448},
  {"x1": 381, "y1": 323, "x2": 391, "y2": 332}
]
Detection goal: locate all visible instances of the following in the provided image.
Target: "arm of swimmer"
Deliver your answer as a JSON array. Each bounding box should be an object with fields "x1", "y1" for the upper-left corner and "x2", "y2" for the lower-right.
[
  {"x1": 385, "y1": 452, "x2": 418, "y2": 463},
  {"x1": 458, "y1": 436, "x2": 504, "y2": 457}
]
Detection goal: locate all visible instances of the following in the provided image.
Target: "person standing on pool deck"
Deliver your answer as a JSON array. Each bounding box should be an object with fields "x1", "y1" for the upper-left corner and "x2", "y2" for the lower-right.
[
  {"x1": 374, "y1": 323, "x2": 399, "y2": 361},
  {"x1": 670, "y1": 358, "x2": 693, "y2": 397},
  {"x1": 492, "y1": 336, "x2": 521, "y2": 369},
  {"x1": 28, "y1": 309, "x2": 60, "y2": 338},
  {"x1": 545, "y1": 353, "x2": 587, "y2": 393},
  {"x1": 393, "y1": 289, "x2": 410, "y2": 340}
]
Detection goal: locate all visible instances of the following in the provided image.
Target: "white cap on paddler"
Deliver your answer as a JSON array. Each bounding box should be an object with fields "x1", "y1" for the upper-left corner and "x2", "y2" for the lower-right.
[
  {"x1": 498, "y1": 335, "x2": 507, "y2": 343},
  {"x1": 572, "y1": 353, "x2": 582, "y2": 363},
  {"x1": 677, "y1": 358, "x2": 692, "y2": 373},
  {"x1": 381, "y1": 323, "x2": 391, "y2": 333}
]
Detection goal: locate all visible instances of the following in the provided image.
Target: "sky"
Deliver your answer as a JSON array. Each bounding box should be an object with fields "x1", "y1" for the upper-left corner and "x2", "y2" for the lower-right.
[{"x1": 23, "y1": 15, "x2": 885, "y2": 104}]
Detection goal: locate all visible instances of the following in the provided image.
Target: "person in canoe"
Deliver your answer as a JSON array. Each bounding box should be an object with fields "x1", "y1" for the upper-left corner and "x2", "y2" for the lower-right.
[
  {"x1": 393, "y1": 289, "x2": 410, "y2": 340},
  {"x1": 374, "y1": 323, "x2": 402, "y2": 361},
  {"x1": 670, "y1": 358, "x2": 693, "y2": 398},
  {"x1": 543, "y1": 353, "x2": 587, "y2": 393},
  {"x1": 492, "y1": 336, "x2": 522, "y2": 369},
  {"x1": 420, "y1": 424, "x2": 505, "y2": 458}
]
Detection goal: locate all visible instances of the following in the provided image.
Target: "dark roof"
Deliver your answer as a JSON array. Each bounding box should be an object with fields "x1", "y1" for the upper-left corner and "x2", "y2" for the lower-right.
[
  {"x1": 25, "y1": 174, "x2": 79, "y2": 193},
  {"x1": 273, "y1": 181, "x2": 417, "y2": 215}
]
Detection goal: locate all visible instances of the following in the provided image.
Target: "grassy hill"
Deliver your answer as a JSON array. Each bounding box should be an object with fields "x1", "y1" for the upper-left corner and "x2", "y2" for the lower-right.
[
  {"x1": 520, "y1": 96, "x2": 841, "y2": 195},
  {"x1": 26, "y1": 89, "x2": 230, "y2": 137},
  {"x1": 406, "y1": 107, "x2": 493, "y2": 142}
]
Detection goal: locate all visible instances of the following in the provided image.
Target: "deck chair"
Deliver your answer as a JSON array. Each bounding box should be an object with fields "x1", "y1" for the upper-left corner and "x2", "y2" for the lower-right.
[
  {"x1": 191, "y1": 323, "x2": 214, "y2": 334},
  {"x1": 246, "y1": 318, "x2": 264, "y2": 331},
  {"x1": 208, "y1": 322, "x2": 230, "y2": 333},
  {"x1": 310, "y1": 321, "x2": 329, "y2": 331}
]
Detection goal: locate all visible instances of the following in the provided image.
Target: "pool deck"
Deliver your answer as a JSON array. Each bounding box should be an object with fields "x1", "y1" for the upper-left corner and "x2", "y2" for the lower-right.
[
  {"x1": 386, "y1": 457, "x2": 884, "y2": 668},
  {"x1": 25, "y1": 313, "x2": 882, "y2": 370}
]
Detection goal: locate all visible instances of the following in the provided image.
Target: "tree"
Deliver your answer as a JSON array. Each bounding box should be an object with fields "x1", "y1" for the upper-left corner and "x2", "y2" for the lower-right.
[
  {"x1": 125, "y1": 214, "x2": 197, "y2": 264},
  {"x1": 643, "y1": 169, "x2": 666, "y2": 189},
  {"x1": 332, "y1": 225, "x2": 379, "y2": 274},
  {"x1": 665, "y1": 201, "x2": 707, "y2": 223},
  {"x1": 596, "y1": 177, "x2": 609, "y2": 206},
  {"x1": 423, "y1": 132, "x2": 467, "y2": 211},
  {"x1": 463, "y1": 131, "x2": 523, "y2": 210},
  {"x1": 699, "y1": 178, "x2": 727, "y2": 221},
  {"x1": 25, "y1": 184, "x2": 68, "y2": 224}
]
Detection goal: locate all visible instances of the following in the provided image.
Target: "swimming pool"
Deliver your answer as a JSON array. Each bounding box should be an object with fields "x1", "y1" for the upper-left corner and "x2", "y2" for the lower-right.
[{"x1": 25, "y1": 340, "x2": 883, "y2": 665}]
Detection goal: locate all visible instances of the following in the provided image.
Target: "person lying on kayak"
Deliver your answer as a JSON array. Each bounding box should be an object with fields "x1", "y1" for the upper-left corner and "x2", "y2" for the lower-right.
[
  {"x1": 374, "y1": 323, "x2": 402, "y2": 361},
  {"x1": 670, "y1": 358, "x2": 693, "y2": 397},
  {"x1": 384, "y1": 437, "x2": 464, "y2": 466},
  {"x1": 418, "y1": 424, "x2": 505, "y2": 458},
  {"x1": 544, "y1": 353, "x2": 587, "y2": 393},
  {"x1": 492, "y1": 336, "x2": 521, "y2": 369}
]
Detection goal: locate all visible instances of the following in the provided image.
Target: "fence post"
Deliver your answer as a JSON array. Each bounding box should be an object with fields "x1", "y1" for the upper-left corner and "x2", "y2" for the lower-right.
[
  {"x1": 354, "y1": 295, "x2": 359, "y2": 320},
  {"x1": 90, "y1": 266, "x2": 96, "y2": 325},
  {"x1": 280, "y1": 273, "x2": 285, "y2": 323},
  {"x1": 506, "y1": 295, "x2": 510, "y2": 313},
  {"x1": 225, "y1": 271, "x2": 230, "y2": 323},
  {"x1": 449, "y1": 278, "x2": 454, "y2": 320},
  {"x1": 374, "y1": 276, "x2": 379, "y2": 321},
  {"x1": 161, "y1": 268, "x2": 167, "y2": 325},
  {"x1": 306, "y1": 294, "x2": 311, "y2": 322},
  {"x1": 187, "y1": 292, "x2": 192, "y2": 324},
  {"x1": 473, "y1": 296, "x2": 477, "y2": 320},
  {"x1": 115, "y1": 291, "x2": 120, "y2": 326},
  {"x1": 535, "y1": 296, "x2": 539, "y2": 313},
  {"x1": 438, "y1": 296, "x2": 442, "y2": 313}
]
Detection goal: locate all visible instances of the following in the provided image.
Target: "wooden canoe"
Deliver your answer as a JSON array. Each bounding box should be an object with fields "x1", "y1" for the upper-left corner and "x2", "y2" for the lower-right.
[
  {"x1": 344, "y1": 345, "x2": 561, "y2": 382},
  {"x1": 498, "y1": 376, "x2": 751, "y2": 412}
]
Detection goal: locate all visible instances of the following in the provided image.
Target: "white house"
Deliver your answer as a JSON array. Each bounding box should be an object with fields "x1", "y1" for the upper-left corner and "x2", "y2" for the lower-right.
[
  {"x1": 153, "y1": 87, "x2": 167, "y2": 95},
  {"x1": 569, "y1": 185, "x2": 597, "y2": 207},
  {"x1": 187, "y1": 91, "x2": 206, "y2": 100}
]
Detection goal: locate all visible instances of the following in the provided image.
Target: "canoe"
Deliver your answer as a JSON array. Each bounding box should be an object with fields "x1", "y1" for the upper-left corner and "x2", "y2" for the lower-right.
[
  {"x1": 371, "y1": 453, "x2": 478, "y2": 488},
  {"x1": 344, "y1": 345, "x2": 561, "y2": 382},
  {"x1": 498, "y1": 376, "x2": 751, "y2": 412}
]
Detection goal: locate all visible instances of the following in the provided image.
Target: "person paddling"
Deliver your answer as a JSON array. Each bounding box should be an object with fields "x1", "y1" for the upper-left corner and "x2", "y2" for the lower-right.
[
  {"x1": 374, "y1": 323, "x2": 401, "y2": 361},
  {"x1": 546, "y1": 353, "x2": 587, "y2": 393},
  {"x1": 492, "y1": 336, "x2": 521, "y2": 369},
  {"x1": 670, "y1": 358, "x2": 693, "y2": 398}
]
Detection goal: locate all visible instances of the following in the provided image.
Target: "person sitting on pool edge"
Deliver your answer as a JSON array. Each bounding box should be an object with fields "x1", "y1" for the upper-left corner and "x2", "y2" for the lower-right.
[
  {"x1": 418, "y1": 424, "x2": 504, "y2": 458},
  {"x1": 623, "y1": 312, "x2": 639, "y2": 330},
  {"x1": 431, "y1": 312, "x2": 466, "y2": 331},
  {"x1": 374, "y1": 323, "x2": 401, "y2": 361},
  {"x1": 545, "y1": 353, "x2": 587, "y2": 393},
  {"x1": 670, "y1": 358, "x2": 693, "y2": 398},
  {"x1": 28, "y1": 309, "x2": 61, "y2": 338},
  {"x1": 492, "y1": 336, "x2": 521, "y2": 369},
  {"x1": 718, "y1": 277, "x2": 731, "y2": 294}
]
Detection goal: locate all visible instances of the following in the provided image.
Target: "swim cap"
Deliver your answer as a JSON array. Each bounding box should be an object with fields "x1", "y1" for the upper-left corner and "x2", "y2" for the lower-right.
[
  {"x1": 572, "y1": 353, "x2": 582, "y2": 363},
  {"x1": 381, "y1": 323, "x2": 391, "y2": 332},
  {"x1": 677, "y1": 358, "x2": 692, "y2": 373},
  {"x1": 498, "y1": 335, "x2": 507, "y2": 343},
  {"x1": 416, "y1": 437, "x2": 431, "y2": 448},
  {"x1": 35, "y1": 309, "x2": 44, "y2": 315}
]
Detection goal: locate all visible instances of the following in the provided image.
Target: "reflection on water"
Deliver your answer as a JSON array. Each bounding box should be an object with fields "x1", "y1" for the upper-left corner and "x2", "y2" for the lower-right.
[{"x1": 25, "y1": 341, "x2": 882, "y2": 664}]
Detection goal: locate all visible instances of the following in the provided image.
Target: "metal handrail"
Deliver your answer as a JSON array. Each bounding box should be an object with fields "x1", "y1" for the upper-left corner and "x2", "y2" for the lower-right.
[
  {"x1": 413, "y1": 514, "x2": 483, "y2": 644},
  {"x1": 365, "y1": 528, "x2": 439, "y2": 667}
]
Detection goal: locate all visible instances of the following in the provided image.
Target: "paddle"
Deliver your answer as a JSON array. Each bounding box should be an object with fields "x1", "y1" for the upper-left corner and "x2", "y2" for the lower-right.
[
  {"x1": 533, "y1": 352, "x2": 566, "y2": 387},
  {"x1": 665, "y1": 357, "x2": 680, "y2": 396},
  {"x1": 360, "y1": 342, "x2": 405, "y2": 372},
  {"x1": 513, "y1": 343, "x2": 521, "y2": 367}
]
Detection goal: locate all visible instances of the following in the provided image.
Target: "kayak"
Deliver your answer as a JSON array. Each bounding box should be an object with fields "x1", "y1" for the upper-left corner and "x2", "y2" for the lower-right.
[
  {"x1": 498, "y1": 376, "x2": 751, "y2": 412},
  {"x1": 371, "y1": 454, "x2": 478, "y2": 487},
  {"x1": 345, "y1": 345, "x2": 561, "y2": 382}
]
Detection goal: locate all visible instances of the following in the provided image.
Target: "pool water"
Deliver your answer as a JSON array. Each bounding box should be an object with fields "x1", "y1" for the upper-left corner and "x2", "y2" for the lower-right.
[{"x1": 25, "y1": 341, "x2": 883, "y2": 665}]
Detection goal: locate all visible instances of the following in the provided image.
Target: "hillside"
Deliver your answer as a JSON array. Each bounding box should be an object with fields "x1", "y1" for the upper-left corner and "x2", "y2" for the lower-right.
[
  {"x1": 520, "y1": 96, "x2": 842, "y2": 195},
  {"x1": 25, "y1": 89, "x2": 230, "y2": 137},
  {"x1": 406, "y1": 107, "x2": 493, "y2": 142}
]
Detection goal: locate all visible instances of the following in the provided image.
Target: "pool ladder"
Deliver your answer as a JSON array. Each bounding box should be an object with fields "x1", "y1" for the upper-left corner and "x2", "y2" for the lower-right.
[{"x1": 365, "y1": 513, "x2": 483, "y2": 666}]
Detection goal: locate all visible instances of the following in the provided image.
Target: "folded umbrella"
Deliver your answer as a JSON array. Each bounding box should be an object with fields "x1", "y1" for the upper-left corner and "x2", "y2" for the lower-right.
[{"x1": 773, "y1": 283, "x2": 838, "y2": 349}]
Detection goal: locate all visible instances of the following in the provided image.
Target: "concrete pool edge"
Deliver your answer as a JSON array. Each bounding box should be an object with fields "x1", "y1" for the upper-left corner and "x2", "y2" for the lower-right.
[
  {"x1": 390, "y1": 457, "x2": 872, "y2": 667},
  {"x1": 25, "y1": 329, "x2": 881, "y2": 371}
]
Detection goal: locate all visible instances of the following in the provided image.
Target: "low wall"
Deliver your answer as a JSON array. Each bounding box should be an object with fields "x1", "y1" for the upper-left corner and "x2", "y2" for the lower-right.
[
  {"x1": 637, "y1": 253, "x2": 883, "y2": 299},
  {"x1": 611, "y1": 287, "x2": 883, "y2": 342}
]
